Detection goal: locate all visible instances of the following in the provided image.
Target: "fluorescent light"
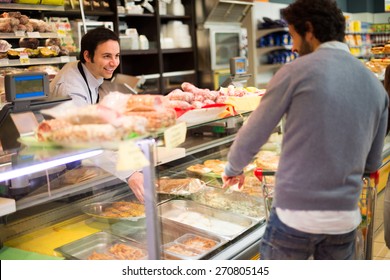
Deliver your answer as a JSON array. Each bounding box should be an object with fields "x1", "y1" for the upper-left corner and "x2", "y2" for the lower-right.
[{"x1": 0, "y1": 149, "x2": 103, "y2": 182}]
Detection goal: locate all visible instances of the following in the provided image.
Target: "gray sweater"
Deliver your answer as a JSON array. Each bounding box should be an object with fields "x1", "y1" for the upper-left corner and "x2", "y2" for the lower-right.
[{"x1": 225, "y1": 43, "x2": 388, "y2": 211}]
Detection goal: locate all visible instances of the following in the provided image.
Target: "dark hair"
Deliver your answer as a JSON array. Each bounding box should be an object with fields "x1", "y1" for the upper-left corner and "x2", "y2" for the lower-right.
[
  {"x1": 281, "y1": 0, "x2": 345, "y2": 43},
  {"x1": 79, "y1": 27, "x2": 119, "y2": 63}
]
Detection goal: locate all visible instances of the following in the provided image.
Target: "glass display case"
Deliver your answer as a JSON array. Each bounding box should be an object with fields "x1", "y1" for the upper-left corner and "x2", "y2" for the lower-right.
[{"x1": 0, "y1": 110, "x2": 269, "y2": 260}]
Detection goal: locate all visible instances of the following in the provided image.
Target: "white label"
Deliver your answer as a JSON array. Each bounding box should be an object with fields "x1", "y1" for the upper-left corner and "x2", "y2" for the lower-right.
[
  {"x1": 163, "y1": 122, "x2": 187, "y2": 148},
  {"x1": 19, "y1": 53, "x2": 29, "y2": 64},
  {"x1": 26, "y1": 32, "x2": 41, "y2": 38},
  {"x1": 14, "y1": 31, "x2": 25, "y2": 37},
  {"x1": 60, "y1": 56, "x2": 70, "y2": 63},
  {"x1": 116, "y1": 140, "x2": 150, "y2": 171},
  {"x1": 0, "y1": 58, "x2": 9, "y2": 66}
]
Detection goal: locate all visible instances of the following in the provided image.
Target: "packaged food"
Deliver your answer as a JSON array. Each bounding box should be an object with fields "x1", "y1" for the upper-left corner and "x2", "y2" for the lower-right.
[{"x1": 175, "y1": 233, "x2": 218, "y2": 252}]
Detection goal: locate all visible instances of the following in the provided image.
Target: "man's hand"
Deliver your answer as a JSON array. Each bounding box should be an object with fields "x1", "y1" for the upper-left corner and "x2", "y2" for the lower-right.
[
  {"x1": 222, "y1": 173, "x2": 245, "y2": 189},
  {"x1": 127, "y1": 171, "x2": 145, "y2": 203}
]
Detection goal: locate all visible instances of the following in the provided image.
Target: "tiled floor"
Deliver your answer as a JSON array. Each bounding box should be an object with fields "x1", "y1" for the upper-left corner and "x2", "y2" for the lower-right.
[
  {"x1": 372, "y1": 190, "x2": 390, "y2": 260},
  {"x1": 373, "y1": 227, "x2": 390, "y2": 260}
]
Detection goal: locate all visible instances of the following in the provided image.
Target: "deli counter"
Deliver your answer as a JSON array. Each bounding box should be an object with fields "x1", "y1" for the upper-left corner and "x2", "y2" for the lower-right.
[
  {"x1": 0, "y1": 103, "x2": 270, "y2": 260},
  {"x1": 1, "y1": 85, "x2": 390, "y2": 260}
]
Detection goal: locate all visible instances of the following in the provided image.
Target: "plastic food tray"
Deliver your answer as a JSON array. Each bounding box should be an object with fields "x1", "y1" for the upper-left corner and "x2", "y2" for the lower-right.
[
  {"x1": 54, "y1": 231, "x2": 147, "y2": 260},
  {"x1": 162, "y1": 242, "x2": 203, "y2": 259},
  {"x1": 175, "y1": 233, "x2": 220, "y2": 252}
]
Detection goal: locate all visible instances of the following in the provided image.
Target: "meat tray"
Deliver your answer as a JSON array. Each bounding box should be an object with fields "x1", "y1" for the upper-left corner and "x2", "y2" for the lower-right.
[
  {"x1": 158, "y1": 200, "x2": 259, "y2": 240},
  {"x1": 54, "y1": 231, "x2": 147, "y2": 260},
  {"x1": 106, "y1": 217, "x2": 227, "y2": 260}
]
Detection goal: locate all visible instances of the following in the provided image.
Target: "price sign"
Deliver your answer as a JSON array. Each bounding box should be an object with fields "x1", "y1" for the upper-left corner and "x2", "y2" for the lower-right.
[
  {"x1": 386, "y1": 0, "x2": 390, "y2": 12},
  {"x1": 19, "y1": 52, "x2": 30, "y2": 64},
  {"x1": 26, "y1": 32, "x2": 41, "y2": 38},
  {"x1": 14, "y1": 31, "x2": 25, "y2": 37},
  {"x1": 57, "y1": 28, "x2": 67, "y2": 37},
  {"x1": 0, "y1": 58, "x2": 9, "y2": 66},
  {"x1": 163, "y1": 122, "x2": 187, "y2": 148},
  {"x1": 60, "y1": 56, "x2": 70, "y2": 63},
  {"x1": 116, "y1": 140, "x2": 150, "y2": 171}
]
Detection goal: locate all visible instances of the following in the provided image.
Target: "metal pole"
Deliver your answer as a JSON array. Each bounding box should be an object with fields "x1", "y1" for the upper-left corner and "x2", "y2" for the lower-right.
[{"x1": 138, "y1": 138, "x2": 161, "y2": 260}]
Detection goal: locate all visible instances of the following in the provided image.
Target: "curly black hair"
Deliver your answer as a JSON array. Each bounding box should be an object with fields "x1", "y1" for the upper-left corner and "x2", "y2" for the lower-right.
[{"x1": 281, "y1": 0, "x2": 345, "y2": 43}]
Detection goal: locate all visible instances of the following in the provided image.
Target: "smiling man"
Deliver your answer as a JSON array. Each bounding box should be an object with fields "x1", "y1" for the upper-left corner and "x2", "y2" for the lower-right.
[{"x1": 50, "y1": 27, "x2": 120, "y2": 106}]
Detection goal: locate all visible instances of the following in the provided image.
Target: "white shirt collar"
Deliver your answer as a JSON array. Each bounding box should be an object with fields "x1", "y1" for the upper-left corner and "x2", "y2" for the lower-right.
[{"x1": 318, "y1": 41, "x2": 350, "y2": 53}]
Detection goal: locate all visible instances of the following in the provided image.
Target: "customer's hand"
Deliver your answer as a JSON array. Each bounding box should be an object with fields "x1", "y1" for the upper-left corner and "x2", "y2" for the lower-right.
[
  {"x1": 127, "y1": 171, "x2": 145, "y2": 203},
  {"x1": 222, "y1": 173, "x2": 245, "y2": 189}
]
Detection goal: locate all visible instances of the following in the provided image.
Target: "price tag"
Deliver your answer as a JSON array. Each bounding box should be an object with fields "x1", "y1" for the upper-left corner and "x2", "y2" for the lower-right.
[
  {"x1": 14, "y1": 31, "x2": 25, "y2": 37},
  {"x1": 116, "y1": 140, "x2": 150, "y2": 171},
  {"x1": 57, "y1": 30, "x2": 67, "y2": 37},
  {"x1": 26, "y1": 32, "x2": 41, "y2": 38},
  {"x1": 60, "y1": 56, "x2": 70, "y2": 63},
  {"x1": 163, "y1": 122, "x2": 187, "y2": 148},
  {"x1": 0, "y1": 58, "x2": 9, "y2": 66},
  {"x1": 19, "y1": 52, "x2": 30, "y2": 64}
]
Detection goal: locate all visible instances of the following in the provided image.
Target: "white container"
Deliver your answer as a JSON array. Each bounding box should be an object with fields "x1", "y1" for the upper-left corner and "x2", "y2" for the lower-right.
[
  {"x1": 159, "y1": 1, "x2": 167, "y2": 15},
  {"x1": 139, "y1": 35, "x2": 149, "y2": 50}
]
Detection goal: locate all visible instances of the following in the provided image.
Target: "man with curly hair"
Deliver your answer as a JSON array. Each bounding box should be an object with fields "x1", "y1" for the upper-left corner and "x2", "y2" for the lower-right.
[{"x1": 222, "y1": 0, "x2": 388, "y2": 259}]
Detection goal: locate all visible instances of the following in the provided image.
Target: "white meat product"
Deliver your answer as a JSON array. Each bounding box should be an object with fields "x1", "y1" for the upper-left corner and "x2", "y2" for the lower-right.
[
  {"x1": 167, "y1": 100, "x2": 193, "y2": 110},
  {"x1": 191, "y1": 101, "x2": 203, "y2": 109},
  {"x1": 167, "y1": 89, "x2": 194, "y2": 103}
]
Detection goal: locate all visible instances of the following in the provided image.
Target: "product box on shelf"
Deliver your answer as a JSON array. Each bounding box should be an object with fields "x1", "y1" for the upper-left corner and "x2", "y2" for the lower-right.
[{"x1": 41, "y1": 0, "x2": 65, "y2": 5}]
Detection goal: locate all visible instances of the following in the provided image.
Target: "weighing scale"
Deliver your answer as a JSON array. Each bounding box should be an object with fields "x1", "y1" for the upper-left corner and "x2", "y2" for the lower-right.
[
  {"x1": 220, "y1": 57, "x2": 252, "y2": 88},
  {"x1": 0, "y1": 72, "x2": 70, "y2": 196}
]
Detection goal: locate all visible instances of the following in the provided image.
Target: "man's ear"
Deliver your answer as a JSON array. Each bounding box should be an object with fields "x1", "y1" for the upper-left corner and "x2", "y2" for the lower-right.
[
  {"x1": 83, "y1": 50, "x2": 91, "y2": 62},
  {"x1": 305, "y1": 21, "x2": 315, "y2": 41}
]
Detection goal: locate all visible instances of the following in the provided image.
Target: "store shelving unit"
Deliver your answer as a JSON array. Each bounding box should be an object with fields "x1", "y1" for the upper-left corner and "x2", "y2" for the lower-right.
[{"x1": 118, "y1": 0, "x2": 198, "y2": 94}]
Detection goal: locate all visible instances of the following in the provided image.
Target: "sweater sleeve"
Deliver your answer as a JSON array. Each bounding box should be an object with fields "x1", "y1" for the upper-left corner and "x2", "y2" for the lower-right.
[
  {"x1": 366, "y1": 93, "x2": 389, "y2": 172},
  {"x1": 225, "y1": 65, "x2": 294, "y2": 176}
]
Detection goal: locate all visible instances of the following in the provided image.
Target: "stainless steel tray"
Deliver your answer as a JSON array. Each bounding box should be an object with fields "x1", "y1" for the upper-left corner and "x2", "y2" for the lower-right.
[
  {"x1": 54, "y1": 231, "x2": 147, "y2": 260},
  {"x1": 107, "y1": 218, "x2": 227, "y2": 260},
  {"x1": 82, "y1": 201, "x2": 146, "y2": 222},
  {"x1": 158, "y1": 200, "x2": 258, "y2": 240}
]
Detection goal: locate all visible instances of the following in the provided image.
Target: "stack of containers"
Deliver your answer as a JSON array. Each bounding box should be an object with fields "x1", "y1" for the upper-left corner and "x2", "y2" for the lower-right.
[{"x1": 161, "y1": 20, "x2": 191, "y2": 49}]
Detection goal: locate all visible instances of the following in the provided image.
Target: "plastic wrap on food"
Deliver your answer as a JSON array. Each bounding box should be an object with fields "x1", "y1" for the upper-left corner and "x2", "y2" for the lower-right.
[
  {"x1": 125, "y1": 108, "x2": 176, "y2": 132},
  {"x1": 163, "y1": 242, "x2": 202, "y2": 258},
  {"x1": 126, "y1": 94, "x2": 168, "y2": 112},
  {"x1": 175, "y1": 233, "x2": 219, "y2": 252},
  {"x1": 82, "y1": 201, "x2": 145, "y2": 221},
  {"x1": 191, "y1": 186, "x2": 265, "y2": 219},
  {"x1": 99, "y1": 91, "x2": 131, "y2": 114},
  {"x1": 156, "y1": 178, "x2": 206, "y2": 195}
]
